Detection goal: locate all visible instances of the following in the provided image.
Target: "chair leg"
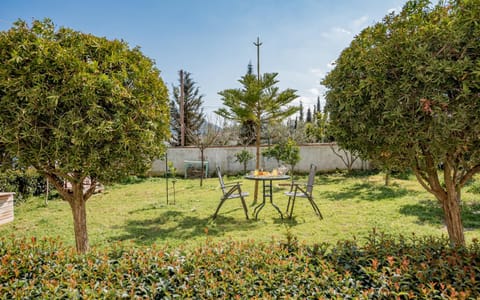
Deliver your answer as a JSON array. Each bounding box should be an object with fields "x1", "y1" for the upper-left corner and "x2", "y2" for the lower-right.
[
  {"x1": 212, "y1": 197, "x2": 227, "y2": 220},
  {"x1": 308, "y1": 197, "x2": 323, "y2": 219},
  {"x1": 240, "y1": 196, "x2": 249, "y2": 219},
  {"x1": 288, "y1": 194, "x2": 297, "y2": 218},
  {"x1": 286, "y1": 196, "x2": 292, "y2": 216}
]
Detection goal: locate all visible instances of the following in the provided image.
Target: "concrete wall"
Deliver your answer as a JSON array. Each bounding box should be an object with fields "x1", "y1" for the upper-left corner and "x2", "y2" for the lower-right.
[{"x1": 151, "y1": 143, "x2": 368, "y2": 177}]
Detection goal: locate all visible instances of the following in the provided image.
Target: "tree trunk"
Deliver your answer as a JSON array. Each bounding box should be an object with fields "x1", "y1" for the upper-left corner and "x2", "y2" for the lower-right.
[
  {"x1": 41, "y1": 172, "x2": 91, "y2": 253},
  {"x1": 439, "y1": 189, "x2": 465, "y2": 247},
  {"x1": 384, "y1": 171, "x2": 390, "y2": 186},
  {"x1": 413, "y1": 153, "x2": 466, "y2": 247},
  {"x1": 69, "y1": 183, "x2": 89, "y2": 253},
  {"x1": 440, "y1": 161, "x2": 465, "y2": 247},
  {"x1": 200, "y1": 148, "x2": 204, "y2": 187},
  {"x1": 254, "y1": 121, "x2": 261, "y2": 203}
]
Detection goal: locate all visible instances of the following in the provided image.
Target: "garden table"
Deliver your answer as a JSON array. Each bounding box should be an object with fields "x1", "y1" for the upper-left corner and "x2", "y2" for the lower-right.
[{"x1": 244, "y1": 174, "x2": 290, "y2": 219}]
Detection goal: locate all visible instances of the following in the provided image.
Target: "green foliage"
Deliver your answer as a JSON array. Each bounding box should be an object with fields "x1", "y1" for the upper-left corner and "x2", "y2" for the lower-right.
[
  {"x1": 0, "y1": 18, "x2": 170, "y2": 252},
  {"x1": 234, "y1": 149, "x2": 254, "y2": 164},
  {"x1": 234, "y1": 149, "x2": 254, "y2": 174},
  {"x1": 0, "y1": 18, "x2": 170, "y2": 185},
  {"x1": 170, "y1": 71, "x2": 205, "y2": 146},
  {"x1": 216, "y1": 73, "x2": 299, "y2": 161},
  {"x1": 216, "y1": 73, "x2": 298, "y2": 127},
  {"x1": 323, "y1": 0, "x2": 480, "y2": 171},
  {"x1": 322, "y1": 0, "x2": 480, "y2": 246},
  {"x1": 167, "y1": 161, "x2": 177, "y2": 178},
  {"x1": 467, "y1": 180, "x2": 480, "y2": 195},
  {"x1": 325, "y1": 231, "x2": 480, "y2": 298},
  {"x1": 117, "y1": 175, "x2": 148, "y2": 185},
  {"x1": 280, "y1": 138, "x2": 300, "y2": 168},
  {"x1": 1, "y1": 232, "x2": 479, "y2": 298},
  {"x1": 0, "y1": 168, "x2": 46, "y2": 203},
  {"x1": 262, "y1": 145, "x2": 282, "y2": 164},
  {"x1": 263, "y1": 138, "x2": 300, "y2": 170}
]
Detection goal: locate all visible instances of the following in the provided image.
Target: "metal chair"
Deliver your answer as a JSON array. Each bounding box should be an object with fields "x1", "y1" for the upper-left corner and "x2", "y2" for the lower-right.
[
  {"x1": 284, "y1": 164, "x2": 323, "y2": 219},
  {"x1": 212, "y1": 166, "x2": 249, "y2": 220}
]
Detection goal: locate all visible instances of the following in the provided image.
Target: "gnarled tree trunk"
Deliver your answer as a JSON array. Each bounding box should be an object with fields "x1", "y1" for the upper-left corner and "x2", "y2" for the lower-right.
[
  {"x1": 69, "y1": 181, "x2": 89, "y2": 253},
  {"x1": 441, "y1": 189, "x2": 465, "y2": 247},
  {"x1": 442, "y1": 160, "x2": 465, "y2": 246},
  {"x1": 414, "y1": 153, "x2": 465, "y2": 247},
  {"x1": 43, "y1": 172, "x2": 95, "y2": 253}
]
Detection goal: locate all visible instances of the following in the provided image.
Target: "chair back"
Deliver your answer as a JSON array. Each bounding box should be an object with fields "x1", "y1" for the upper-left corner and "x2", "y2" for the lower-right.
[
  {"x1": 306, "y1": 164, "x2": 317, "y2": 195},
  {"x1": 216, "y1": 166, "x2": 226, "y2": 193}
]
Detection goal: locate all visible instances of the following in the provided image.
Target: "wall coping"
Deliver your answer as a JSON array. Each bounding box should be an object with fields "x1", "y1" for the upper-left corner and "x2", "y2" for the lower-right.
[{"x1": 0, "y1": 192, "x2": 15, "y2": 196}]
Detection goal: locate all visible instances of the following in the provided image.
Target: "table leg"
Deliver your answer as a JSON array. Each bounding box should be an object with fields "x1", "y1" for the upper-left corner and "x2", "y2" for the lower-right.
[
  {"x1": 254, "y1": 180, "x2": 283, "y2": 219},
  {"x1": 253, "y1": 201, "x2": 265, "y2": 220},
  {"x1": 268, "y1": 179, "x2": 284, "y2": 219},
  {"x1": 253, "y1": 180, "x2": 267, "y2": 219}
]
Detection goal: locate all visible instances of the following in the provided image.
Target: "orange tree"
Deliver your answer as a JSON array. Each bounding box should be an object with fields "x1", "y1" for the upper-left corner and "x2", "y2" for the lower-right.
[
  {"x1": 322, "y1": 0, "x2": 480, "y2": 246},
  {"x1": 0, "y1": 19, "x2": 170, "y2": 253}
]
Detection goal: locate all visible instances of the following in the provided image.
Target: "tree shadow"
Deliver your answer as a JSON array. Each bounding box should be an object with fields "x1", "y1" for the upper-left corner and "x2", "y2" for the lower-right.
[
  {"x1": 399, "y1": 199, "x2": 444, "y2": 226},
  {"x1": 399, "y1": 199, "x2": 480, "y2": 229},
  {"x1": 111, "y1": 209, "x2": 259, "y2": 246},
  {"x1": 315, "y1": 175, "x2": 348, "y2": 186},
  {"x1": 462, "y1": 202, "x2": 480, "y2": 229},
  {"x1": 322, "y1": 182, "x2": 415, "y2": 201}
]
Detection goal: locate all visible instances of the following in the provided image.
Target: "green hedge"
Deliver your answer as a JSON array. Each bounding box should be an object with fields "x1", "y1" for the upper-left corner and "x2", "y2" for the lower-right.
[
  {"x1": 0, "y1": 232, "x2": 479, "y2": 299},
  {"x1": 0, "y1": 169, "x2": 46, "y2": 203}
]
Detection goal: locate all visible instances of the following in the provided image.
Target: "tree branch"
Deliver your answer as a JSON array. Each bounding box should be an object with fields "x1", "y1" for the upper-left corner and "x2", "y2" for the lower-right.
[{"x1": 459, "y1": 164, "x2": 480, "y2": 187}]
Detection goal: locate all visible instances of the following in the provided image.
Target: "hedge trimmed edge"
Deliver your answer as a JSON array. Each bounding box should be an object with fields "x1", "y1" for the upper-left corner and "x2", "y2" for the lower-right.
[{"x1": 0, "y1": 231, "x2": 479, "y2": 299}]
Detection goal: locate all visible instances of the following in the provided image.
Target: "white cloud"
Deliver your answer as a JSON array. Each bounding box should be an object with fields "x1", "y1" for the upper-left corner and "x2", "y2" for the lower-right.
[
  {"x1": 387, "y1": 6, "x2": 402, "y2": 14},
  {"x1": 327, "y1": 60, "x2": 336, "y2": 70},
  {"x1": 309, "y1": 68, "x2": 324, "y2": 78},
  {"x1": 295, "y1": 96, "x2": 315, "y2": 107},
  {"x1": 321, "y1": 26, "x2": 352, "y2": 39},
  {"x1": 308, "y1": 87, "x2": 321, "y2": 96},
  {"x1": 351, "y1": 15, "x2": 369, "y2": 32}
]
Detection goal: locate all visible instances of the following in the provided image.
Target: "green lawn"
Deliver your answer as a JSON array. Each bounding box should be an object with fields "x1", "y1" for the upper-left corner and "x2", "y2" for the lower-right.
[{"x1": 3, "y1": 171, "x2": 480, "y2": 250}]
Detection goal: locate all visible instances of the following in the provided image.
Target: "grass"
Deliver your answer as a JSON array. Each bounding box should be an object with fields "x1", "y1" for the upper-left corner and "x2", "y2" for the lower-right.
[{"x1": 2, "y1": 171, "x2": 480, "y2": 250}]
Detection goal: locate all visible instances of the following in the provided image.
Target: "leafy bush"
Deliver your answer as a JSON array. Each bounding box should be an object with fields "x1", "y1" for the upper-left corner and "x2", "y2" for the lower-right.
[
  {"x1": 0, "y1": 232, "x2": 479, "y2": 298},
  {"x1": 467, "y1": 179, "x2": 480, "y2": 195},
  {"x1": 234, "y1": 149, "x2": 254, "y2": 174},
  {"x1": 0, "y1": 168, "x2": 46, "y2": 203}
]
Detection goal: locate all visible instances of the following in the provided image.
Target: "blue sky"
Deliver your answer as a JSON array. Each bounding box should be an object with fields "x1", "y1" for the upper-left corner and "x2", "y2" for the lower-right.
[{"x1": 1, "y1": 0, "x2": 407, "y2": 116}]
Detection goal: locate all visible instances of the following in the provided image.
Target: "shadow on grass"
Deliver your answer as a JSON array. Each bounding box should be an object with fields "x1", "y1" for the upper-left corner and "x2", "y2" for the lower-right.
[
  {"x1": 111, "y1": 209, "x2": 259, "y2": 245},
  {"x1": 399, "y1": 199, "x2": 480, "y2": 229},
  {"x1": 316, "y1": 175, "x2": 347, "y2": 186},
  {"x1": 399, "y1": 199, "x2": 443, "y2": 226},
  {"x1": 323, "y1": 182, "x2": 416, "y2": 201}
]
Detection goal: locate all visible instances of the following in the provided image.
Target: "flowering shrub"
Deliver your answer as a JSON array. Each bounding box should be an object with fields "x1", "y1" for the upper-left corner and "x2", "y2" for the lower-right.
[{"x1": 0, "y1": 232, "x2": 479, "y2": 298}]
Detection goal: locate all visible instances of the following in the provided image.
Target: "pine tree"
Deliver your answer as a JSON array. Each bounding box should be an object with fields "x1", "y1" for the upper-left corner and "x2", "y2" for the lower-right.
[
  {"x1": 239, "y1": 62, "x2": 256, "y2": 145},
  {"x1": 247, "y1": 61, "x2": 254, "y2": 75},
  {"x1": 170, "y1": 71, "x2": 205, "y2": 146},
  {"x1": 216, "y1": 73, "x2": 299, "y2": 201}
]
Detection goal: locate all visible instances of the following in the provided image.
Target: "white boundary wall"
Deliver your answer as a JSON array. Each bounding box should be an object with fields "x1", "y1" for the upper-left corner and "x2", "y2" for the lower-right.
[{"x1": 151, "y1": 143, "x2": 368, "y2": 176}]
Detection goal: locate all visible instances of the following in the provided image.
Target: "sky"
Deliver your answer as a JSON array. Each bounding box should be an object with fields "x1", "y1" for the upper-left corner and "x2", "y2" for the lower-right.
[{"x1": 0, "y1": 0, "x2": 407, "y2": 116}]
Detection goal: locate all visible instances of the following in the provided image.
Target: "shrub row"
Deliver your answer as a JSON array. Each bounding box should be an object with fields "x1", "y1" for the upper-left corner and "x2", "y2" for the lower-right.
[
  {"x1": 0, "y1": 232, "x2": 479, "y2": 299},
  {"x1": 0, "y1": 169, "x2": 47, "y2": 203}
]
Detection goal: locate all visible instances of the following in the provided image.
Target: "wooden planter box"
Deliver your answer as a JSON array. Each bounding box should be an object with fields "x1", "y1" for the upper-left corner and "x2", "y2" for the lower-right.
[{"x1": 0, "y1": 192, "x2": 15, "y2": 225}]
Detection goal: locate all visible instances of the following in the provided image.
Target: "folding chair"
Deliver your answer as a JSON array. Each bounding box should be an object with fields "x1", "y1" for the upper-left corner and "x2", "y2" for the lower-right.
[
  {"x1": 212, "y1": 166, "x2": 249, "y2": 220},
  {"x1": 284, "y1": 164, "x2": 323, "y2": 219}
]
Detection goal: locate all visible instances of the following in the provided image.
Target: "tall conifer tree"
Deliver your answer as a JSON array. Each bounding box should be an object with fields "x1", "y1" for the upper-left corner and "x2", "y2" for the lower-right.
[{"x1": 170, "y1": 71, "x2": 205, "y2": 146}]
